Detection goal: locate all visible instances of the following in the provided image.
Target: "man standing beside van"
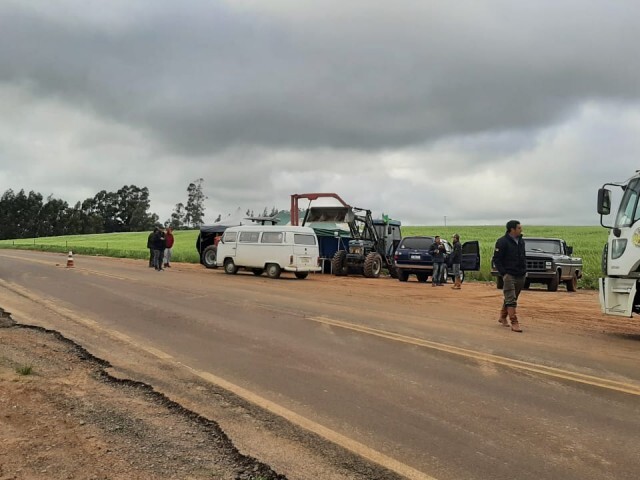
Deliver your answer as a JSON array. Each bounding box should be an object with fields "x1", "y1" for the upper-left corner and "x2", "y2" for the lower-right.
[{"x1": 450, "y1": 234, "x2": 462, "y2": 289}]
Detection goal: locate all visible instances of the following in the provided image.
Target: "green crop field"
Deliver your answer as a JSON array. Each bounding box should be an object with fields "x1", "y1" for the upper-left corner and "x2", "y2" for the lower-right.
[{"x1": 0, "y1": 226, "x2": 608, "y2": 288}]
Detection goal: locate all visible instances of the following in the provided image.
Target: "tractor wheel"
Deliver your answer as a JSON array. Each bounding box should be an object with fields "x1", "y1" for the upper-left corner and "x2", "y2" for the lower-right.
[
  {"x1": 496, "y1": 276, "x2": 504, "y2": 289},
  {"x1": 565, "y1": 272, "x2": 578, "y2": 292},
  {"x1": 332, "y1": 251, "x2": 348, "y2": 276},
  {"x1": 202, "y1": 245, "x2": 218, "y2": 269},
  {"x1": 416, "y1": 273, "x2": 428, "y2": 283},
  {"x1": 295, "y1": 272, "x2": 309, "y2": 279},
  {"x1": 224, "y1": 258, "x2": 238, "y2": 275},
  {"x1": 266, "y1": 263, "x2": 282, "y2": 279},
  {"x1": 363, "y1": 252, "x2": 382, "y2": 278},
  {"x1": 548, "y1": 272, "x2": 560, "y2": 292},
  {"x1": 397, "y1": 269, "x2": 409, "y2": 282}
]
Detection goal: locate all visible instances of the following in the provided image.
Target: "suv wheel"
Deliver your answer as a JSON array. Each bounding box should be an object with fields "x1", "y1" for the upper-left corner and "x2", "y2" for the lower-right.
[{"x1": 397, "y1": 269, "x2": 409, "y2": 282}]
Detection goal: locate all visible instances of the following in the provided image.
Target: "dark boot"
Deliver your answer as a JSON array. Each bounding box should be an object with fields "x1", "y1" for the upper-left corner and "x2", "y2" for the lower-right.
[
  {"x1": 452, "y1": 277, "x2": 461, "y2": 289},
  {"x1": 507, "y1": 307, "x2": 523, "y2": 332},
  {"x1": 498, "y1": 306, "x2": 509, "y2": 326}
]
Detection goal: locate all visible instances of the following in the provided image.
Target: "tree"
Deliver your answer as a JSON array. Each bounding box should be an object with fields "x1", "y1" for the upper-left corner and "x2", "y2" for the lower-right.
[
  {"x1": 215, "y1": 214, "x2": 221, "y2": 222},
  {"x1": 184, "y1": 178, "x2": 206, "y2": 228},
  {"x1": 168, "y1": 202, "x2": 186, "y2": 229}
]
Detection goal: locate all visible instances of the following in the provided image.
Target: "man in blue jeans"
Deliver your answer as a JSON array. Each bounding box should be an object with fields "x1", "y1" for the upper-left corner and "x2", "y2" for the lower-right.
[
  {"x1": 429, "y1": 236, "x2": 447, "y2": 287},
  {"x1": 493, "y1": 220, "x2": 526, "y2": 332}
]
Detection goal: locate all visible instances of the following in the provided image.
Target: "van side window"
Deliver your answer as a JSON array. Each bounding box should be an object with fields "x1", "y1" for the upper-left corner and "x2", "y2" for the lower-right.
[
  {"x1": 261, "y1": 232, "x2": 283, "y2": 243},
  {"x1": 239, "y1": 231, "x2": 260, "y2": 243},
  {"x1": 224, "y1": 232, "x2": 238, "y2": 243},
  {"x1": 294, "y1": 234, "x2": 316, "y2": 245}
]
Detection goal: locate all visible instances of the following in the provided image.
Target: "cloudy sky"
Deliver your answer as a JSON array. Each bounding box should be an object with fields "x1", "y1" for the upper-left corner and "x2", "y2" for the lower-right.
[{"x1": 1, "y1": 1, "x2": 639, "y2": 226}]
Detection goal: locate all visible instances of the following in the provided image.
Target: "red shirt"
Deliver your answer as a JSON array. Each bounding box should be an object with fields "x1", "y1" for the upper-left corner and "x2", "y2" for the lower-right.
[{"x1": 165, "y1": 232, "x2": 175, "y2": 248}]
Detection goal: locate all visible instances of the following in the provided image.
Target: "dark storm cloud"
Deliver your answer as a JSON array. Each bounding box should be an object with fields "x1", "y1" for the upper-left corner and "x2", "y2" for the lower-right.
[{"x1": 2, "y1": 1, "x2": 640, "y2": 156}]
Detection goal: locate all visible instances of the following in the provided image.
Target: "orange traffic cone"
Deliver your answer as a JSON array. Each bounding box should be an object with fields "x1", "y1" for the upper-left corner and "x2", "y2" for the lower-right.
[{"x1": 66, "y1": 251, "x2": 75, "y2": 268}]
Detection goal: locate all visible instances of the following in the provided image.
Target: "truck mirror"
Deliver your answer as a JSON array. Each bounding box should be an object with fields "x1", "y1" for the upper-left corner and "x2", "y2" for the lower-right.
[
  {"x1": 567, "y1": 246, "x2": 573, "y2": 255},
  {"x1": 597, "y1": 188, "x2": 611, "y2": 215}
]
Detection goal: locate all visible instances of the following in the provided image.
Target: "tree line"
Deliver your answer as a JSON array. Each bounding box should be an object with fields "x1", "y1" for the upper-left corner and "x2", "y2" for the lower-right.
[{"x1": 0, "y1": 179, "x2": 207, "y2": 240}]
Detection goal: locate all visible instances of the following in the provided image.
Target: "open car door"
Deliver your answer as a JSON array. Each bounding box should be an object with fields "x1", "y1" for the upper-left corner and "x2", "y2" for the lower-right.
[{"x1": 461, "y1": 241, "x2": 480, "y2": 271}]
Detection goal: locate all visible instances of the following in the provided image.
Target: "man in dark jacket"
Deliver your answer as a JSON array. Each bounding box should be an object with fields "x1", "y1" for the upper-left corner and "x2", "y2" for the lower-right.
[
  {"x1": 152, "y1": 227, "x2": 166, "y2": 271},
  {"x1": 493, "y1": 220, "x2": 526, "y2": 332},
  {"x1": 147, "y1": 227, "x2": 157, "y2": 268},
  {"x1": 429, "y1": 236, "x2": 447, "y2": 286}
]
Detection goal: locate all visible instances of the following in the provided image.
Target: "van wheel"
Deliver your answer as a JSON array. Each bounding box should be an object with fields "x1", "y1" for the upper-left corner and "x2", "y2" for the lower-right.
[
  {"x1": 295, "y1": 272, "x2": 309, "y2": 279},
  {"x1": 202, "y1": 245, "x2": 218, "y2": 269},
  {"x1": 224, "y1": 259, "x2": 238, "y2": 275},
  {"x1": 565, "y1": 272, "x2": 578, "y2": 292},
  {"x1": 363, "y1": 252, "x2": 382, "y2": 278},
  {"x1": 548, "y1": 272, "x2": 560, "y2": 292},
  {"x1": 496, "y1": 276, "x2": 504, "y2": 289},
  {"x1": 266, "y1": 263, "x2": 281, "y2": 279},
  {"x1": 252, "y1": 268, "x2": 264, "y2": 276}
]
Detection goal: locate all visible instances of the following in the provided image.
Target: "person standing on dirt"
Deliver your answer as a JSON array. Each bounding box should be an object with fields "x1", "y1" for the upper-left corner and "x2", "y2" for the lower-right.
[
  {"x1": 429, "y1": 236, "x2": 447, "y2": 287},
  {"x1": 163, "y1": 227, "x2": 175, "y2": 268},
  {"x1": 450, "y1": 234, "x2": 462, "y2": 289},
  {"x1": 493, "y1": 220, "x2": 526, "y2": 332},
  {"x1": 152, "y1": 227, "x2": 166, "y2": 271},
  {"x1": 147, "y1": 227, "x2": 157, "y2": 268}
]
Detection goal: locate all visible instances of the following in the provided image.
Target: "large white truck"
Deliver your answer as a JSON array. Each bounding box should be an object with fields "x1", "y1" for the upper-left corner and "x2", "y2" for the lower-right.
[{"x1": 597, "y1": 170, "x2": 640, "y2": 316}]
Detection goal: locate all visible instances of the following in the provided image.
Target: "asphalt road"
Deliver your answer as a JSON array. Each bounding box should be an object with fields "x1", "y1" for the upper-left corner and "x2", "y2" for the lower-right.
[{"x1": 1, "y1": 250, "x2": 639, "y2": 480}]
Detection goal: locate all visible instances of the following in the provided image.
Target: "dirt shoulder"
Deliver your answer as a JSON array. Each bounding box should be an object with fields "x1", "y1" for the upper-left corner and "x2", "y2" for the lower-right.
[{"x1": 0, "y1": 315, "x2": 285, "y2": 480}]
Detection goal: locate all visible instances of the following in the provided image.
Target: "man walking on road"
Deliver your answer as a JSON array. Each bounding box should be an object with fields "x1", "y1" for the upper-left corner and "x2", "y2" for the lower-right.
[{"x1": 493, "y1": 220, "x2": 526, "y2": 332}]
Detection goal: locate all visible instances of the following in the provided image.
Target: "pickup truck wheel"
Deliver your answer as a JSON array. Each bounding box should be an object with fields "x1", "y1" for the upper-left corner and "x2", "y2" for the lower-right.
[
  {"x1": 416, "y1": 273, "x2": 428, "y2": 283},
  {"x1": 266, "y1": 263, "x2": 281, "y2": 279},
  {"x1": 252, "y1": 268, "x2": 264, "y2": 276},
  {"x1": 565, "y1": 273, "x2": 578, "y2": 292},
  {"x1": 202, "y1": 245, "x2": 218, "y2": 269},
  {"x1": 524, "y1": 279, "x2": 531, "y2": 290},
  {"x1": 496, "y1": 276, "x2": 504, "y2": 289},
  {"x1": 363, "y1": 252, "x2": 382, "y2": 278},
  {"x1": 398, "y1": 269, "x2": 409, "y2": 282},
  {"x1": 332, "y1": 251, "x2": 348, "y2": 276},
  {"x1": 548, "y1": 272, "x2": 560, "y2": 292},
  {"x1": 295, "y1": 272, "x2": 309, "y2": 279},
  {"x1": 224, "y1": 258, "x2": 238, "y2": 275}
]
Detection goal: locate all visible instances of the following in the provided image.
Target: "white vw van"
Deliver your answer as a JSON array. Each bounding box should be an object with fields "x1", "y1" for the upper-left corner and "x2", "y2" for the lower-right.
[{"x1": 216, "y1": 225, "x2": 321, "y2": 279}]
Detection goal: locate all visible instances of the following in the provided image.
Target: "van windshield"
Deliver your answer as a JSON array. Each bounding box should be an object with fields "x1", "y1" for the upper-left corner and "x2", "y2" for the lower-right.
[{"x1": 294, "y1": 234, "x2": 316, "y2": 245}]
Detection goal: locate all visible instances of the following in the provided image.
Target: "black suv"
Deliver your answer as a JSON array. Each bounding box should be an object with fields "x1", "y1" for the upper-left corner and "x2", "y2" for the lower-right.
[{"x1": 393, "y1": 236, "x2": 480, "y2": 283}]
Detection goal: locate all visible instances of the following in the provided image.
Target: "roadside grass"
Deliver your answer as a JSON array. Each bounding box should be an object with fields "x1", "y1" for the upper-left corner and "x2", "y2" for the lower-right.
[
  {"x1": 15, "y1": 365, "x2": 33, "y2": 376},
  {"x1": 0, "y1": 226, "x2": 607, "y2": 289}
]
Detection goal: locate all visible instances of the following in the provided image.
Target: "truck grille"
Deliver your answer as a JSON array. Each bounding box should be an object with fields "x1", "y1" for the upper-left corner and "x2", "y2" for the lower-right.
[{"x1": 527, "y1": 259, "x2": 547, "y2": 271}]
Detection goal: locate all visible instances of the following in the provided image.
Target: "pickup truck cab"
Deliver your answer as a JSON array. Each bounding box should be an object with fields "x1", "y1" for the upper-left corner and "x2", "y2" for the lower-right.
[{"x1": 491, "y1": 237, "x2": 582, "y2": 292}]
